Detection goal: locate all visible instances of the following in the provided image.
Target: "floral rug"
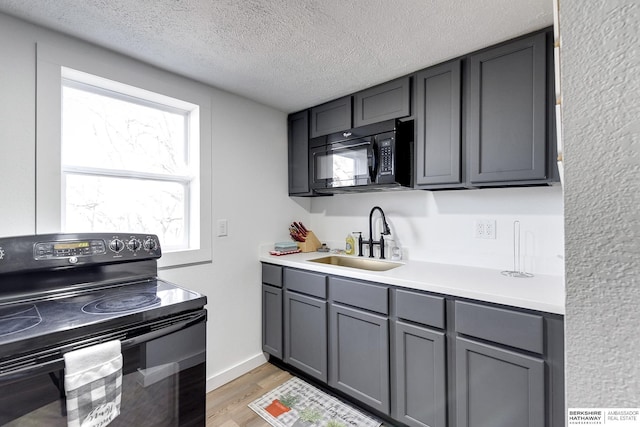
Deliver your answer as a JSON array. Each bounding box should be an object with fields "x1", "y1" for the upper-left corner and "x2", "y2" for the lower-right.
[{"x1": 248, "y1": 376, "x2": 381, "y2": 427}]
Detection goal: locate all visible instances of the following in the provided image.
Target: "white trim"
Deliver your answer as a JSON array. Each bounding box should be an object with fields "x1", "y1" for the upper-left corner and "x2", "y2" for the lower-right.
[
  {"x1": 206, "y1": 353, "x2": 268, "y2": 393},
  {"x1": 35, "y1": 41, "x2": 212, "y2": 268}
]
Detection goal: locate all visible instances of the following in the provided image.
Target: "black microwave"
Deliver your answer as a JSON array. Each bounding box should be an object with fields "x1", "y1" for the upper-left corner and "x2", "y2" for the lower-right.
[{"x1": 310, "y1": 120, "x2": 413, "y2": 193}]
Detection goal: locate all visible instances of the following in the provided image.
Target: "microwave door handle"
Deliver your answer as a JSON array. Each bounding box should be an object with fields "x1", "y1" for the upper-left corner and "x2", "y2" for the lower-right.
[
  {"x1": 329, "y1": 141, "x2": 370, "y2": 152},
  {"x1": 369, "y1": 143, "x2": 379, "y2": 182}
]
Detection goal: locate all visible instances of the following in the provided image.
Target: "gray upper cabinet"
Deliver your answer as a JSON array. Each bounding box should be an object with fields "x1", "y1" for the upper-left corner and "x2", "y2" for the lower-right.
[
  {"x1": 467, "y1": 32, "x2": 548, "y2": 185},
  {"x1": 354, "y1": 77, "x2": 411, "y2": 127},
  {"x1": 288, "y1": 110, "x2": 311, "y2": 195},
  {"x1": 310, "y1": 96, "x2": 353, "y2": 138},
  {"x1": 455, "y1": 337, "x2": 545, "y2": 427},
  {"x1": 288, "y1": 29, "x2": 555, "y2": 196},
  {"x1": 414, "y1": 60, "x2": 463, "y2": 187}
]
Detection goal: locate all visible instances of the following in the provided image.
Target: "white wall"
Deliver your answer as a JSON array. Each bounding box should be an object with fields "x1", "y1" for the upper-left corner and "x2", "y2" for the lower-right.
[
  {"x1": 562, "y1": 0, "x2": 640, "y2": 407},
  {"x1": 308, "y1": 186, "x2": 564, "y2": 276},
  {"x1": 0, "y1": 13, "x2": 311, "y2": 391}
]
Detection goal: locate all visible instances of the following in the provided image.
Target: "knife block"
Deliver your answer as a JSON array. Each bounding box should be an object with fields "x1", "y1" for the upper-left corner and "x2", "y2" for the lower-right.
[{"x1": 297, "y1": 231, "x2": 322, "y2": 253}]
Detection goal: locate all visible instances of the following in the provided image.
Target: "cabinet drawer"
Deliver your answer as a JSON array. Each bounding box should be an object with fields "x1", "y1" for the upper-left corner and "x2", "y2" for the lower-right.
[
  {"x1": 455, "y1": 301, "x2": 544, "y2": 354},
  {"x1": 330, "y1": 277, "x2": 388, "y2": 314},
  {"x1": 284, "y1": 268, "x2": 327, "y2": 299},
  {"x1": 262, "y1": 263, "x2": 282, "y2": 288},
  {"x1": 395, "y1": 289, "x2": 445, "y2": 329}
]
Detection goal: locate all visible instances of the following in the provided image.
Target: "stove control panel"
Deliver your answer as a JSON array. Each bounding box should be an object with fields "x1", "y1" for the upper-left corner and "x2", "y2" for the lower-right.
[
  {"x1": 0, "y1": 233, "x2": 162, "y2": 274},
  {"x1": 35, "y1": 239, "x2": 106, "y2": 259},
  {"x1": 31, "y1": 234, "x2": 161, "y2": 261}
]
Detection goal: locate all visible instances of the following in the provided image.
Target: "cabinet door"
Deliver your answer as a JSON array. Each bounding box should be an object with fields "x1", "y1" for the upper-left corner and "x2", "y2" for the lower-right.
[
  {"x1": 394, "y1": 321, "x2": 446, "y2": 427},
  {"x1": 329, "y1": 303, "x2": 390, "y2": 414},
  {"x1": 468, "y1": 33, "x2": 548, "y2": 184},
  {"x1": 415, "y1": 60, "x2": 462, "y2": 186},
  {"x1": 354, "y1": 77, "x2": 411, "y2": 127},
  {"x1": 288, "y1": 111, "x2": 311, "y2": 195},
  {"x1": 310, "y1": 96, "x2": 352, "y2": 138},
  {"x1": 262, "y1": 284, "x2": 282, "y2": 359},
  {"x1": 284, "y1": 291, "x2": 328, "y2": 382},
  {"x1": 455, "y1": 337, "x2": 545, "y2": 427}
]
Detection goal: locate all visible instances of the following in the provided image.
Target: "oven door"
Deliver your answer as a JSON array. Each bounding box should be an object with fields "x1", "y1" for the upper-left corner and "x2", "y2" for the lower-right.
[
  {"x1": 0, "y1": 310, "x2": 206, "y2": 427},
  {"x1": 310, "y1": 137, "x2": 376, "y2": 190}
]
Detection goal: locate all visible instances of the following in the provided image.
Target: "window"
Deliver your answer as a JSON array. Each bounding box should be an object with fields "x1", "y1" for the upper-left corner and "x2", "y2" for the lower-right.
[
  {"x1": 36, "y1": 44, "x2": 212, "y2": 267},
  {"x1": 61, "y1": 71, "x2": 199, "y2": 252}
]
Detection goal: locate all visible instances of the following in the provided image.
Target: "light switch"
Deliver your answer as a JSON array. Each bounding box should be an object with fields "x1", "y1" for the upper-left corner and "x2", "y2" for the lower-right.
[{"x1": 217, "y1": 219, "x2": 228, "y2": 237}]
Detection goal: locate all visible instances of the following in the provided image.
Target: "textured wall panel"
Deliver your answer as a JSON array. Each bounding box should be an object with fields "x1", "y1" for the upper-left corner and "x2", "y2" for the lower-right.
[{"x1": 562, "y1": 0, "x2": 640, "y2": 407}]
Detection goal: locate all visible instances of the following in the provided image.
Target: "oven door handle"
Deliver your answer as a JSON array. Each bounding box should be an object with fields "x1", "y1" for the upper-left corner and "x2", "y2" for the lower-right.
[
  {"x1": 121, "y1": 310, "x2": 205, "y2": 348},
  {"x1": 0, "y1": 310, "x2": 206, "y2": 384},
  {"x1": 0, "y1": 358, "x2": 66, "y2": 384}
]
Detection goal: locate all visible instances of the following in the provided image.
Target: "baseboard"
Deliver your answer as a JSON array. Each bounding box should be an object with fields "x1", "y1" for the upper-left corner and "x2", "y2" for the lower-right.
[{"x1": 206, "y1": 352, "x2": 268, "y2": 392}]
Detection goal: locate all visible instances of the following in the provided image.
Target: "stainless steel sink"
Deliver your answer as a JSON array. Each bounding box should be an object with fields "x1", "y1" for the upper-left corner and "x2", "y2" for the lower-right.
[{"x1": 308, "y1": 255, "x2": 402, "y2": 271}]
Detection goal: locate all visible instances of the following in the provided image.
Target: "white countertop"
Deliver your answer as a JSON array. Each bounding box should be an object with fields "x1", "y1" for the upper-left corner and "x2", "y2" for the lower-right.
[{"x1": 259, "y1": 248, "x2": 565, "y2": 315}]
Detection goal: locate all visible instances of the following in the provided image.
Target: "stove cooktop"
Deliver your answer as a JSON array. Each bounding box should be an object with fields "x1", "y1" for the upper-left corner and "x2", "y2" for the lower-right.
[{"x1": 0, "y1": 279, "x2": 206, "y2": 358}]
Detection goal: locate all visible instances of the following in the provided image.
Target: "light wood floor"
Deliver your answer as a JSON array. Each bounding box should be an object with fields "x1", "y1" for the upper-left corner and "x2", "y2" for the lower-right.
[
  {"x1": 206, "y1": 362, "x2": 293, "y2": 427},
  {"x1": 206, "y1": 362, "x2": 389, "y2": 427}
]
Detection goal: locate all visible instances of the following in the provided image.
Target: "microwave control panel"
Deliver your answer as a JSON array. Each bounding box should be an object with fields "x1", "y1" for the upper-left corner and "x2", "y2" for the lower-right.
[{"x1": 379, "y1": 137, "x2": 394, "y2": 175}]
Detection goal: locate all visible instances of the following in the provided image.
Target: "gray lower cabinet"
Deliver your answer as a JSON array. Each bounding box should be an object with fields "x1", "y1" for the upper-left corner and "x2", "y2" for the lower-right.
[
  {"x1": 329, "y1": 303, "x2": 390, "y2": 414},
  {"x1": 467, "y1": 32, "x2": 550, "y2": 185},
  {"x1": 414, "y1": 60, "x2": 463, "y2": 188},
  {"x1": 284, "y1": 290, "x2": 328, "y2": 382},
  {"x1": 262, "y1": 264, "x2": 563, "y2": 427},
  {"x1": 394, "y1": 320, "x2": 446, "y2": 427},
  {"x1": 262, "y1": 284, "x2": 282, "y2": 359},
  {"x1": 455, "y1": 337, "x2": 545, "y2": 427},
  {"x1": 262, "y1": 264, "x2": 283, "y2": 359}
]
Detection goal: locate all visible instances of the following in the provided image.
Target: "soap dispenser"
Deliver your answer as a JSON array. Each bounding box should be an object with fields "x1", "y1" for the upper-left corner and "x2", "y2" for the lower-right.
[{"x1": 345, "y1": 233, "x2": 355, "y2": 255}]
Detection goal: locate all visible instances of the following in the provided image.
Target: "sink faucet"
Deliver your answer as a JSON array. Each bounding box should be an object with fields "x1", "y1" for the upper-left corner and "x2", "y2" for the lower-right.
[{"x1": 359, "y1": 206, "x2": 391, "y2": 259}]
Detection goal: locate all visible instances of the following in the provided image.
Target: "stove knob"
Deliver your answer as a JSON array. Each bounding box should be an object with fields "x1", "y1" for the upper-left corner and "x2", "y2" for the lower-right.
[
  {"x1": 143, "y1": 238, "x2": 157, "y2": 251},
  {"x1": 127, "y1": 238, "x2": 141, "y2": 251},
  {"x1": 109, "y1": 239, "x2": 124, "y2": 253}
]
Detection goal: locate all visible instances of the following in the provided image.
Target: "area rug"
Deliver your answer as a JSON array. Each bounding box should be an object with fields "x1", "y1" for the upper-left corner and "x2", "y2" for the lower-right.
[{"x1": 248, "y1": 376, "x2": 381, "y2": 427}]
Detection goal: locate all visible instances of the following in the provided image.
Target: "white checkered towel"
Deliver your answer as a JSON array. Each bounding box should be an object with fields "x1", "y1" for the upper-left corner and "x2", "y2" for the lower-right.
[{"x1": 64, "y1": 340, "x2": 122, "y2": 427}]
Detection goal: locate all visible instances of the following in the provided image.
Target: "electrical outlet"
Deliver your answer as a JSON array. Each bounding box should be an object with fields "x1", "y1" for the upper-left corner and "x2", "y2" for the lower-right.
[
  {"x1": 474, "y1": 219, "x2": 497, "y2": 239},
  {"x1": 217, "y1": 219, "x2": 228, "y2": 237},
  {"x1": 474, "y1": 221, "x2": 485, "y2": 238},
  {"x1": 484, "y1": 220, "x2": 496, "y2": 239}
]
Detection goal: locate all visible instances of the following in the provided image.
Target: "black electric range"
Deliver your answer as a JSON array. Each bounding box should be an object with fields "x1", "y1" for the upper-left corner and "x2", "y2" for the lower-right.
[
  {"x1": 0, "y1": 232, "x2": 207, "y2": 369},
  {"x1": 0, "y1": 233, "x2": 208, "y2": 426}
]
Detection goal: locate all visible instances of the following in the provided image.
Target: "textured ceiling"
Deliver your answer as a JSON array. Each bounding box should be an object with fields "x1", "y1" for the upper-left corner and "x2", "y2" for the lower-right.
[{"x1": 0, "y1": 0, "x2": 552, "y2": 113}]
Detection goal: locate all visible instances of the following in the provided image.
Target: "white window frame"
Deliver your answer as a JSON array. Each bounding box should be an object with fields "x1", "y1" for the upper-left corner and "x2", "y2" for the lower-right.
[{"x1": 36, "y1": 42, "x2": 212, "y2": 268}]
